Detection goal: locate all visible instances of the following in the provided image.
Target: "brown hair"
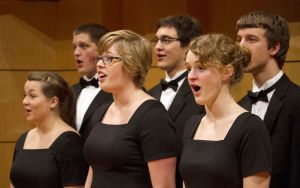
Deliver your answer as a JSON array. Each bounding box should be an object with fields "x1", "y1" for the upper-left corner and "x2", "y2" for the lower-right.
[
  {"x1": 27, "y1": 71, "x2": 75, "y2": 125},
  {"x1": 236, "y1": 11, "x2": 290, "y2": 69},
  {"x1": 98, "y1": 30, "x2": 152, "y2": 88},
  {"x1": 189, "y1": 33, "x2": 251, "y2": 85}
]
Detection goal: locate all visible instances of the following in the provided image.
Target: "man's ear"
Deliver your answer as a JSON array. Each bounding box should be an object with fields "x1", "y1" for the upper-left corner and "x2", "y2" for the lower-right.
[
  {"x1": 270, "y1": 42, "x2": 281, "y2": 56},
  {"x1": 222, "y1": 64, "x2": 234, "y2": 82}
]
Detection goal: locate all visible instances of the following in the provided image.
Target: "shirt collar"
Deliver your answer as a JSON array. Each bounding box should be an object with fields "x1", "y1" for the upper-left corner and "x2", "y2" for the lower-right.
[{"x1": 252, "y1": 71, "x2": 283, "y2": 92}]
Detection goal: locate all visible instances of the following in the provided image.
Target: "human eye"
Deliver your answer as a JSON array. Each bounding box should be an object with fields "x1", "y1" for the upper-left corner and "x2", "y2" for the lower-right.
[
  {"x1": 79, "y1": 43, "x2": 89, "y2": 49},
  {"x1": 198, "y1": 64, "x2": 206, "y2": 71},
  {"x1": 246, "y1": 36, "x2": 258, "y2": 43},
  {"x1": 186, "y1": 64, "x2": 191, "y2": 72},
  {"x1": 236, "y1": 36, "x2": 242, "y2": 43},
  {"x1": 151, "y1": 38, "x2": 159, "y2": 45},
  {"x1": 104, "y1": 56, "x2": 114, "y2": 64},
  {"x1": 94, "y1": 56, "x2": 102, "y2": 63},
  {"x1": 161, "y1": 37, "x2": 173, "y2": 45}
]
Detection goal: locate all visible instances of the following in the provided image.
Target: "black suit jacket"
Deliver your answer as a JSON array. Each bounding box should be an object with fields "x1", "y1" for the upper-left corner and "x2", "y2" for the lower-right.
[
  {"x1": 149, "y1": 78, "x2": 205, "y2": 188},
  {"x1": 72, "y1": 83, "x2": 113, "y2": 141},
  {"x1": 239, "y1": 74, "x2": 300, "y2": 188}
]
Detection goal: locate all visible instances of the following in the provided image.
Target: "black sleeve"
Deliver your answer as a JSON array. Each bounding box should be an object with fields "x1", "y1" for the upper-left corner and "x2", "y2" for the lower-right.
[
  {"x1": 138, "y1": 103, "x2": 177, "y2": 162},
  {"x1": 53, "y1": 132, "x2": 88, "y2": 186},
  {"x1": 238, "y1": 114, "x2": 272, "y2": 177}
]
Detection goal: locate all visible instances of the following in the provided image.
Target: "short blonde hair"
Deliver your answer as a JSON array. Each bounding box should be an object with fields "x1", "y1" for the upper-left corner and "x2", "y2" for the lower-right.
[
  {"x1": 189, "y1": 33, "x2": 251, "y2": 85},
  {"x1": 98, "y1": 30, "x2": 152, "y2": 88}
]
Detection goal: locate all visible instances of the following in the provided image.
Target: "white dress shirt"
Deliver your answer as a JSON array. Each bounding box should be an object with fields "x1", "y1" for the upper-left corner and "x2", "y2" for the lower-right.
[
  {"x1": 251, "y1": 71, "x2": 283, "y2": 120},
  {"x1": 76, "y1": 74, "x2": 101, "y2": 130},
  {"x1": 160, "y1": 70, "x2": 186, "y2": 110}
]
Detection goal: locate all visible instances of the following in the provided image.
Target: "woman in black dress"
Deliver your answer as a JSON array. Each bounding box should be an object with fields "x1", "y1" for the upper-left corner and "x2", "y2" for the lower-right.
[
  {"x1": 10, "y1": 72, "x2": 88, "y2": 188},
  {"x1": 84, "y1": 30, "x2": 177, "y2": 188},
  {"x1": 180, "y1": 34, "x2": 272, "y2": 188}
]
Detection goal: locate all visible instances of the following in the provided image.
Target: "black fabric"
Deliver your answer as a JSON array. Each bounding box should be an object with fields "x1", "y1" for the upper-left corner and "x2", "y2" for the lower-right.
[
  {"x1": 84, "y1": 99, "x2": 177, "y2": 188},
  {"x1": 160, "y1": 71, "x2": 188, "y2": 91},
  {"x1": 248, "y1": 78, "x2": 281, "y2": 104},
  {"x1": 179, "y1": 112, "x2": 272, "y2": 188},
  {"x1": 79, "y1": 77, "x2": 99, "y2": 88},
  {"x1": 239, "y1": 74, "x2": 300, "y2": 188},
  {"x1": 149, "y1": 78, "x2": 205, "y2": 188},
  {"x1": 72, "y1": 82, "x2": 113, "y2": 142},
  {"x1": 10, "y1": 131, "x2": 88, "y2": 188}
]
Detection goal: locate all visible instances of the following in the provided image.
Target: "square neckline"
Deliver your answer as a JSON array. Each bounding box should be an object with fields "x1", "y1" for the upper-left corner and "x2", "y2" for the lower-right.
[
  {"x1": 21, "y1": 131, "x2": 78, "y2": 151},
  {"x1": 190, "y1": 112, "x2": 249, "y2": 142},
  {"x1": 98, "y1": 99, "x2": 158, "y2": 127}
]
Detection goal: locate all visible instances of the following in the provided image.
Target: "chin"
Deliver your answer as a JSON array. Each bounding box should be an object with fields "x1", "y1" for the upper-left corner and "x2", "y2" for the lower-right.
[{"x1": 194, "y1": 98, "x2": 205, "y2": 106}]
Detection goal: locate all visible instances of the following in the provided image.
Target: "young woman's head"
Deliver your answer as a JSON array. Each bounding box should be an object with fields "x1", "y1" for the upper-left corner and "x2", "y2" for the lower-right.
[
  {"x1": 23, "y1": 72, "x2": 75, "y2": 125},
  {"x1": 186, "y1": 34, "x2": 251, "y2": 105},
  {"x1": 97, "y1": 30, "x2": 152, "y2": 90}
]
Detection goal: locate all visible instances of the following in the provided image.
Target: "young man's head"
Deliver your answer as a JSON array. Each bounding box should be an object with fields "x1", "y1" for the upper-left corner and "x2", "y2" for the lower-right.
[
  {"x1": 72, "y1": 23, "x2": 108, "y2": 78},
  {"x1": 152, "y1": 15, "x2": 202, "y2": 76},
  {"x1": 236, "y1": 11, "x2": 290, "y2": 73}
]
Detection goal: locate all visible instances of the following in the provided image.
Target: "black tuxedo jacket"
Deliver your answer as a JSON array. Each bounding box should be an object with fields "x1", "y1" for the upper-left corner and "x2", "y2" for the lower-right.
[
  {"x1": 149, "y1": 78, "x2": 205, "y2": 188},
  {"x1": 149, "y1": 79, "x2": 205, "y2": 142},
  {"x1": 239, "y1": 74, "x2": 300, "y2": 188},
  {"x1": 72, "y1": 82, "x2": 113, "y2": 141}
]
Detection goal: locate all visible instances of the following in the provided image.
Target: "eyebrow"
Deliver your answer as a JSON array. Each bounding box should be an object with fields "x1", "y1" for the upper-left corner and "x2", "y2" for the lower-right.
[{"x1": 156, "y1": 35, "x2": 177, "y2": 38}]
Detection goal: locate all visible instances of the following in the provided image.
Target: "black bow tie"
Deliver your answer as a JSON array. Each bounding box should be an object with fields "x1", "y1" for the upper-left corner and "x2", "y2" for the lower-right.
[
  {"x1": 80, "y1": 77, "x2": 99, "y2": 88},
  {"x1": 160, "y1": 71, "x2": 188, "y2": 91},
  {"x1": 248, "y1": 80, "x2": 279, "y2": 104}
]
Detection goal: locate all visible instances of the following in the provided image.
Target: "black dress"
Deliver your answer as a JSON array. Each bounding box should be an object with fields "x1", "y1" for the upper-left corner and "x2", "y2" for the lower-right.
[
  {"x1": 84, "y1": 99, "x2": 177, "y2": 188},
  {"x1": 10, "y1": 131, "x2": 88, "y2": 188},
  {"x1": 179, "y1": 112, "x2": 272, "y2": 188}
]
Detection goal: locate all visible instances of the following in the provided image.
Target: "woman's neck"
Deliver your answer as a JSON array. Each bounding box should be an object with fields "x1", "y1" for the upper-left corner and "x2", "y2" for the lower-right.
[
  {"x1": 205, "y1": 87, "x2": 243, "y2": 121},
  {"x1": 35, "y1": 115, "x2": 65, "y2": 134}
]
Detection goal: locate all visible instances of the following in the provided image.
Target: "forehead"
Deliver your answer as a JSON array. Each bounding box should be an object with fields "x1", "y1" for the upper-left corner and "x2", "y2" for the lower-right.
[
  {"x1": 72, "y1": 33, "x2": 93, "y2": 44},
  {"x1": 101, "y1": 43, "x2": 120, "y2": 55},
  {"x1": 24, "y1": 80, "x2": 43, "y2": 91},
  {"x1": 156, "y1": 26, "x2": 178, "y2": 38},
  {"x1": 237, "y1": 27, "x2": 266, "y2": 38},
  {"x1": 186, "y1": 51, "x2": 199, "y2": 63}
]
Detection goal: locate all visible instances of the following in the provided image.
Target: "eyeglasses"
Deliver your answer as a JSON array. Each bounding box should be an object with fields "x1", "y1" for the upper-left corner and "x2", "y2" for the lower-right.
[
  {"x1": 95, "y1": 55, "x2": 123, "y2": 66},
  {"x1": 150, "y1": 36, "x2": 181, "y2": 46}
]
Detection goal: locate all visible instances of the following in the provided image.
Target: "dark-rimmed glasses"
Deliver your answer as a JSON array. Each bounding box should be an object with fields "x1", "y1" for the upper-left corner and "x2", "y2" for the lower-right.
[
  {"x1": 150, "y1": 36, "x2": 181, "y2": 46},
  {"x1": 95, "y1": 55, "x2": 123, "y2": 66}
]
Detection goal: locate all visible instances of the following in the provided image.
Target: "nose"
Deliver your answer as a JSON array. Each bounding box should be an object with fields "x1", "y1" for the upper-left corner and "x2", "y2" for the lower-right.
[
  {"x1": 188, "y1": 68, "x2": 197, "y2": 81},
  {"x1": 238, "y1": 38, "x2": 246, "y2": 47},
  {"x1": 73, "y1": 46, "x2": 81, "y2": 56},
  {"x1": 23, "y1": 96, "x2": 28, "y2": 105},
  {"x1": 155, "y1": 40, "x2": 164, "y2": 50},
  {"x1": 96, "y1": 58, "x2": 105, "y2": 70}
]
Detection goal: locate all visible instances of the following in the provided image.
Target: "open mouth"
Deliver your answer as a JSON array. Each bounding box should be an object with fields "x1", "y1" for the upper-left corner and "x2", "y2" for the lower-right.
[
  {"x1": 191, "y1": 85, "x2": 201, "y2": 92},
  {"x1": 157, "y1": 54, "x2": 166, "y2": 60},
  {"x1": 98, "y1": 72, "x2": 107, "y2": 80},
  {"x1": 25, "y1": 108, "x2": 32, "y2": 114},
  {"x1": 76, "y1": 60, "x2": 83, "y2": 64}
]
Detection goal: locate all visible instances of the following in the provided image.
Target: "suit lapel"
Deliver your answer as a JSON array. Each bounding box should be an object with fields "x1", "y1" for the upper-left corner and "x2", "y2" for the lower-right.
[
  {"x1": 168, "y1": 79, "x2": 190, "y2": 120},
  {"x1": 263, "y1": 74, "x2": 289, "y2": 134},
  {"x1": 239, "y1": 95, "x2": 252, "y2": 111},
  {"x1": 150, "y1": 85, "x2": 162, "y2": 100}
]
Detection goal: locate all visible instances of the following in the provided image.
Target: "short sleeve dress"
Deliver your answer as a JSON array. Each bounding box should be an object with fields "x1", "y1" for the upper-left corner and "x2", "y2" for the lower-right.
[
  {"x1": 10, "y1": 131, "x2": 88, "y2": 188},
  {"x1": 84, "y1": 99, "x2": 177, "y2": 188},
  {"x1": 179, "y1": 112, "x2": 272, "y2": 188}
]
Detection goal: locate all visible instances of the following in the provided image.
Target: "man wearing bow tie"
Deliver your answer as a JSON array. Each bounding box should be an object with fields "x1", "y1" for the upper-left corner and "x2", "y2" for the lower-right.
[
  {"x1": 237, "y1": 11, "x2": 300, "y2": 188},
  {"x1": 72, "y1": 23, "x2": 112, "y2": 141},
  {"x1": 148, "y1": 15, "x2": 205, "y2": 188}
]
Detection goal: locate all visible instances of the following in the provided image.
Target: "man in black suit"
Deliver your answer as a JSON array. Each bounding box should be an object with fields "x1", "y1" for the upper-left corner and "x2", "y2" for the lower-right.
[
  {"x1": 148, "y1": 15, "x2": 205, "y2": 188},
  {"x1": 72, "y1": 23, "x2": 112, "y2": 141},
  {"x1": 237, "y1": 11, "x2": 300, "y2": 188}
]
